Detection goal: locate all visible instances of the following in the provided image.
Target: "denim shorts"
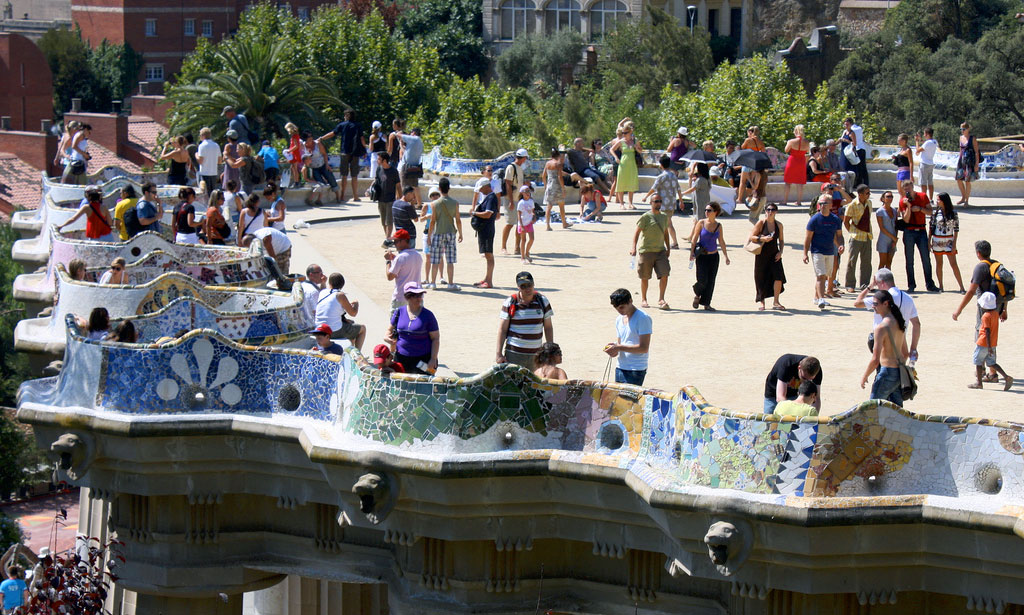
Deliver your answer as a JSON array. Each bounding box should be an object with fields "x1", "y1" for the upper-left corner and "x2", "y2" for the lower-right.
[{"x1": 973, "y1": 345, "x2": 997, "y2": 367}]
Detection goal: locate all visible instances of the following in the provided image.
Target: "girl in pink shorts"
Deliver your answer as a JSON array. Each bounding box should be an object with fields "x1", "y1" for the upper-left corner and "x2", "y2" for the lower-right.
[{"x1": 517, "y1": 184, "x2": 536, "y2": 264}]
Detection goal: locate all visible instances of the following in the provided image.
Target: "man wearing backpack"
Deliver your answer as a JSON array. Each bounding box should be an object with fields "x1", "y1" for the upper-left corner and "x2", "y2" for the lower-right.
[
  {"x1": 132, "y1": 181, "x2": 163, "y2": 236},
  {"x1": 954, "y1": 240, "x2": 1013, "y2": 381},
  {"x1": 222, "y1": 106, "x2": 256, "y2": 145}
]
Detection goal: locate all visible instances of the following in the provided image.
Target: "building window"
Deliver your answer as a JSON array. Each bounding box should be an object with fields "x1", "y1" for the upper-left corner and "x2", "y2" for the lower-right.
[
  {"x1": 145, "y1": 64, "x2": 165, "y2": 82},
  {"x1": 707, "y1": 9, "x2": 718, "y2": 36},
  {"x1": 297, "y1": 6, "x2": 309, "y2": 20},
  {"x1": 729, "y1": 7, "x2": 742, "y2": 41},
  {"x1": 145, "y1": 18, "x2": 157, "y2": 37},
  {"x1": 499, "y1": 0, "x2": 536, "y2": 40},
  {"x1": 544, "y1": 0, "x2": 580, "y2": 34},
  {"x1": 184, "y1": 18, "x2": 195, "y2": 36},
  {"x1": 589, "y1": 0, "x2": 626, "y2": 40},
  {"x1": 201, "y1": 19, "x2": 213, "y2": 37}
]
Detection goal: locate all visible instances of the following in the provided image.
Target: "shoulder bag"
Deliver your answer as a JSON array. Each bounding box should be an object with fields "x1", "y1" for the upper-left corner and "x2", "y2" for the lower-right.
[
  {"x1": 744, "y1": 221, "x2": 764, "y2": 255},
  {"x1": 884, "y1": 324, "x2": 918, "y2": 401}
]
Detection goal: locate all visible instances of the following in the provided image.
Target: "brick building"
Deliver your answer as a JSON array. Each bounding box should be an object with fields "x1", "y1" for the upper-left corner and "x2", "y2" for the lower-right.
[
  {"x1": 71, "y1": 0, "x2": 341, "y2": 84},
  {"x1": 0, "y1": 32, "x2": 53, "y2": 132}
]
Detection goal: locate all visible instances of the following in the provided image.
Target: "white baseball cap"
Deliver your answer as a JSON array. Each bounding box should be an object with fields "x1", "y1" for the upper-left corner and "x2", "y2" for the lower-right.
[
  {"x1": 474, "y1": 177, "x2": 491, "y2": 191},
  {"x1": 978, "y1": 291, "x2": 998, "y2": 311},
  {"x1": 372, "y1": 120, "x2": 382, "y2": 130},
  {"x1": 519, "y1": 183, "x2": 532, "y2": 193},
  {"x1": 515, "y1": 148, "x2": 529, "y2": 158}
]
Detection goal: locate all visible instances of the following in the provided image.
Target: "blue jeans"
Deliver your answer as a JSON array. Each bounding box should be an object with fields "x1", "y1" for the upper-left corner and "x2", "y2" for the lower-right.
[
  {"x1": 311, "y1": 164, "x2": 338, "y2": 190},
  {"x1": 615, "y1": 368, "x2": 646, "y2": 386},
  {"x1": 902, "y1": 229, "x2": 935, "y2": 290},
  {"x1": 870, "y1": 366, "x2": 903, "y2": 406},
  {"x1": 581, "y1": 167, "x2": 607, "y2": 183}
]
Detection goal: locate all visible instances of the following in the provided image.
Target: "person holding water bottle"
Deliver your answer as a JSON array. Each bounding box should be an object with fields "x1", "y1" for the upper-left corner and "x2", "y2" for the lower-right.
[{"x1": 629, "y1": 194, "x2": 672, "y2": 310}]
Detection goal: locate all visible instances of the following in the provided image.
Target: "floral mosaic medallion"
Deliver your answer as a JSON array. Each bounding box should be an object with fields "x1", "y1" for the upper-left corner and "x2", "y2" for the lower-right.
[{"x1": 156, "y1": 338, "x2": 242, "y2": 408}]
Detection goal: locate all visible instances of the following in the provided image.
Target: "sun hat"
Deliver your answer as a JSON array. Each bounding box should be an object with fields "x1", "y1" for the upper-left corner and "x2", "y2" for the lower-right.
[
  {"x1": 519, "y1": 183, "x2": 533, "y2": 193},
  {"x1": 474, "y1": 177, "x2": 491, "y2": 191},
  {"x1": 428, "y1": 186, "x2": 441, "y2": 197},
  {"x1": 978, "y1": 291, "x2": 998, "y2": 311},
  {"x1": 515, "y1": 148, "x2": 529, "y2": 158},
  {"x1": 311, "y1": 323, "x2": 332, "y2": 336},
  {"x1": 403, "y1": 281, "x2": 427, "y2": 295},
  {"x1": 677, "y1": 127, "x2": 688, "y2": 136}
]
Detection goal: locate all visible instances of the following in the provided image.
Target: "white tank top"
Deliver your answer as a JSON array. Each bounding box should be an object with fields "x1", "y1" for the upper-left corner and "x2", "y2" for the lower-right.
[
  {"x1": 268, "y1": 198, "x2": 286, "y2": 232},
  {"x1": 315, "y1": 288, "x2": 344, "y2": 330},
  {"x1": 239, "y1": 208, "x2": 263, "y2": 236},
  {"x1": 71, "y1": 138, "x2": 89, "y2": 162}
]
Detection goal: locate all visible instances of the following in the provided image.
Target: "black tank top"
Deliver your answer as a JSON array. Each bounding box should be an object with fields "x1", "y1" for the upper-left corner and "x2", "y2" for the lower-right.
[{"x1": 175, "y1": 202, "x2": 196, "y2": 234}]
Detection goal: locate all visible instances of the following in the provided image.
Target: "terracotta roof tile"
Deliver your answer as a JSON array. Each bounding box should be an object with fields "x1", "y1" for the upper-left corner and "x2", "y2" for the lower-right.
[
  {"x1": 0, "y1": 152, "x2": 43, "y2": 212},
  {"x1": 128, "y1": 115, "x2": 163, "y2": 156},
  {"x1": 87, "y1": 141, "x2": 144, "y2": 175}
]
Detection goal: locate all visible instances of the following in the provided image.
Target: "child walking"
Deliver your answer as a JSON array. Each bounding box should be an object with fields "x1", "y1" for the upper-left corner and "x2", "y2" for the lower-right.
[
  {"x1": 517, "y1": 184, "x2": 536, "y2": 265},
  {"x1": 968, "y1": 292, "x2": 1013, "y2": 390}
]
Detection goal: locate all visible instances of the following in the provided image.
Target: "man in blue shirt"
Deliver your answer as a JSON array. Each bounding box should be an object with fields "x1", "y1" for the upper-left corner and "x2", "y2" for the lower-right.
[
  {"x1": 803, "y1": 196, "x2": 845, "y2": 309},
  {"x1": 136, "y1": 181, "x2": 163, "y2": 234},
  {"x1": 604, "y1": 288, "x2": 653, "y2": 386},
  {"x1": 222, "y1": 106, "x2": 253, "y2": 145},
  {"x1": 1, "y1": 565, "x2": 28, "y2": 613},
  {"x1": 319, "y1": 109, "x2": 367, "y2": 203},
  {"x1": 257, "y1": 140, "x2": 280, "y2": 182}
]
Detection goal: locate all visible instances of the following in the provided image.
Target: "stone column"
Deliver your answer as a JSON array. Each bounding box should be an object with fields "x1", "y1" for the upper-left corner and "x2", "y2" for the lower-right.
[
  {"x1": 245, "y1": 576, "x2": 288, "y2": 615},
  {"x1": 125, "y1": 592, "x2": 242, "y2": 615}
]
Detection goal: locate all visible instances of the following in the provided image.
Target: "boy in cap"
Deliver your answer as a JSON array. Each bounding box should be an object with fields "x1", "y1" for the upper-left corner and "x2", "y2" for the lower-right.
[
  {"x1": 373, "y1": 344, "x2": 405, "y2": 374},
  {"x1": 311, "y1": 324, "x2": 345, "y2": 356},
  {"x1": 471, "y1": 176, "x2": 500, "y2": 289},
  {"x1": 968, "y1": 291, "x2": 1013, "y2": 390}
]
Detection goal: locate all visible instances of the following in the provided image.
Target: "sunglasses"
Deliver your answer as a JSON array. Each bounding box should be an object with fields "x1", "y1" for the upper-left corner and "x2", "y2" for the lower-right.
[
  {"x1": 652, "y1": 200, "x2": 663, "y2": 204},
  {"x1": 765, "y1": 208, "x2": 778, "y2": 212},
  {"x1": 705, "y1": 208, "x2": 715, "y2": 212},
  {"x1": 518, "y1": 284, "x2": 534, "y2": 290},
  {"x1": 314, "y1": 332, "x2": 328, "y2": 336},
  {"x1": 111, "y1": 266, "x2": 122, "y2": 271}
]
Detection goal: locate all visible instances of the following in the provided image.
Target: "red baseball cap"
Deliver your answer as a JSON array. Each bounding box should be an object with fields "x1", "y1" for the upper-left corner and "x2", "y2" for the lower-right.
[
  {"x1": 311, "y1": 323, "x2": 332, "y2": 336},
  {"x1": 373, "y1": 344, "x2": 391, "y2": 367},
  {"x1": 392, "y1": 229, "x2": 411, "y2": 241}
]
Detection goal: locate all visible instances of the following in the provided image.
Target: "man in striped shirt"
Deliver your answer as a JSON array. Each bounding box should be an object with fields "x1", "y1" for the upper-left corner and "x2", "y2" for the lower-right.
[{"x1": 496, "y1": 271, "x2": 554, "y2": 368}]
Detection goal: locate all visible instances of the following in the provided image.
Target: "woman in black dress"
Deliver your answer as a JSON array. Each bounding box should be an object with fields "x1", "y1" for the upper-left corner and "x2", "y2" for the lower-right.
[{"x1": 748, "y1": 203, "x2": 786, "y2": 310}]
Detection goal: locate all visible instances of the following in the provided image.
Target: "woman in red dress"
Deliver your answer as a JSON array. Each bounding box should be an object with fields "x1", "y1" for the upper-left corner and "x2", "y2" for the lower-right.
[{"x1": 783, "y1": 125, "x2": 809, "y2": 209}]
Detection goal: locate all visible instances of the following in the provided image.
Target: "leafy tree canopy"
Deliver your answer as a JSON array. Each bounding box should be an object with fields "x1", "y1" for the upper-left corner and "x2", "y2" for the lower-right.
[
  {"x1": 883, "y1": 0, "x2": 1012, "y2": 49},
  {"x1": 37, "y1": 27, "x2": 143, "y2": 116},
  {"x1": 601, "y1": 6, "x2": 714, "y2": 104},
  {"x1": 397, "y1": 0, "x2": 487, "y2": 78},
  {"x1": 496, "y1": 29, "x2": 585, "y2": 90},
  {"x1": 660, "y1": 55, "x2": 871, "y2": 149}
]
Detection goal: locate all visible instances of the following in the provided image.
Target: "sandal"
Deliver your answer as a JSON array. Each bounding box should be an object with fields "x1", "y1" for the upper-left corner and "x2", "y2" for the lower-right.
[
  {"x1": 640, "y1": 301, "x2": 650, "y2": 308},
  {"x1": 967, "y1": 382, "x2": 983, "y2": 389},
  {"x1": 1005, "y1": 376, "x2": 1014, "y2": 391},
  {"x1": 692, "y1": 296, "x2": 701, "y2": 309},
  {"x1": 773, "y1": 304, "x2": 786, "y2": 310},
  {"x1": 758, "y1": 305, "x2": 766, "y2": 311},
  {"x1": 982, "y1": 373, "x2": 998, "y2": 383},
  {"x1": 670, "y1": 243, "x2": 680, "y2": 250},
  {"x1": 658, "y1": 300, "x2": 670, "y2": 310}
]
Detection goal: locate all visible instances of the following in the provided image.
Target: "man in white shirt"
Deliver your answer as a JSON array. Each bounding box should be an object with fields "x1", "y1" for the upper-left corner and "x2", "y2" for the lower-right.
[
  {"x1": 603, "y1": 288, "x2": 653, "y2": 386},
  {"x1": 300, "y1": 263, "x2": 326, "y2": 324},
  {"x1": 915, "y1": 127, "x2": 939, "y2": 202},
  {"x1": 195, "y1": 127, "x2": 221, "y2": 194},
  {"x1": 854, "y1": 268, "x2": 921, "y2": 364},
  {"x1": 384, "y1": 229, "x2": 423, "y2": 311},
  {"x1": 243, "y1": 227, "x2": 292, "y2": 276},
  {"x1": 501, "y1": 148, "x2": 528, "y2": 254},
  {"x1": 315, "y1": 272, "x2": 366, "y2": 350}
]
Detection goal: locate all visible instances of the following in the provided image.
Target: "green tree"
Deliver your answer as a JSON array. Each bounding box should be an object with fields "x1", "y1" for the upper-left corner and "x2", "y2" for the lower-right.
[
  {"x1": 659, "y1": 56, "x2": 866, "y2": 149},
  {"x1": 37, "y1": 28, "x2": 101, "y2": 115},
  {"x1": 166, "y1": 36, "x2": 342, "y2": 139},
  {"x1": 884, "y1": 0, "x2": 1012, "y2": 49},
  {"x1": 601, "y1": 5, "x2": 714, "y2": 104},
  {"x1": 495, "y1": 30, "x2": 584, "y2": 90},
  {"x1": 397, "y1": 0, "x2": 487, "y2": 78},
  {"x1": 89, "y1": 40, "x2": 145, "y2": 105}
]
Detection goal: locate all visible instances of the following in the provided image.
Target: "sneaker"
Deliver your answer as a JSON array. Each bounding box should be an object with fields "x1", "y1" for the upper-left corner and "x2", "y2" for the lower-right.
[
  {"x1": 819, "y1": 299, "x2": 830, "y2": 310},
  {"x1": 446, "y1": 283, "x2": 461, "y2": 292},
  {"x1": 423, "y1": 283, "x2": 435, "y2": 290}
]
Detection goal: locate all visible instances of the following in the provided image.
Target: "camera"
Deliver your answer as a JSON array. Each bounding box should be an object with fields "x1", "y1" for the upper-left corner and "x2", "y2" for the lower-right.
[{"x1": 382, "y1": 238, "x2": 396, "y2": 248}]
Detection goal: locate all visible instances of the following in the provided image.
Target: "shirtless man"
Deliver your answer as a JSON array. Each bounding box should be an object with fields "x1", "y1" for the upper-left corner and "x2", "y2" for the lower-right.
[{"x1": 861, "y1": 290, "x2": 909, "y2": 406}]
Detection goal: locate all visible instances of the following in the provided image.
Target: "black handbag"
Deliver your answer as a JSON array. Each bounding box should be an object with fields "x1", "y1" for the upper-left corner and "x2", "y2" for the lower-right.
[
  {"x1": 70, "y1": 160, "x2": 86, "y2": 175},
  {"x1": 368, "y1": 177, "x2": 381, "y2": 202},
  {"x1": 634, "y1": 150, "x2": 643, "y2": 167}
]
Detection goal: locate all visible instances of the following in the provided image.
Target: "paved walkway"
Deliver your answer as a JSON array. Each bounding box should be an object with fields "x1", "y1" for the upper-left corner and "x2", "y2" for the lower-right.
[
  {"x1": 1, "y1": 489, "x2": 80, "y2": 555},
  {"x1": 285, "y1": 192, "x2": 1024, "y2": 421}
]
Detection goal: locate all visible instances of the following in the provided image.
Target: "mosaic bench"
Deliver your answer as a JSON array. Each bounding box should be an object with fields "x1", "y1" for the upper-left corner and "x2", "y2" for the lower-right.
[
  {"x1": 25, "y1": 337, "x2": 1022, "y2": 506},
  {"x1": 12, "y1": 191, "x2": 176, "y2": 266},
  {"x1": 13, "y1": 228, "x2": 263, "y2": 304},
  {"x1": 14, "y1": 266, "x2": 310, "y2": 355}
]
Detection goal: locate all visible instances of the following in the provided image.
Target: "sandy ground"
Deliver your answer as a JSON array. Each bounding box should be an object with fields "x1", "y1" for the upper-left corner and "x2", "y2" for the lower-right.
[{"x1": 284, "y1": 192, "x2": 1024, "y2": 422}]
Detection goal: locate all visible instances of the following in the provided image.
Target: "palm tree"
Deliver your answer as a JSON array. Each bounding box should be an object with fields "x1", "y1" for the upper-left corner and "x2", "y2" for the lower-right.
[{"x1": 166, "y1": 37, "x2": 344, "y2": 138}]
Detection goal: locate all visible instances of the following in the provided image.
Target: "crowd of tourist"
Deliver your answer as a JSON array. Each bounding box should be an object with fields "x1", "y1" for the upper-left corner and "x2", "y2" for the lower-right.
[{"x1": 55, "y1": 104, "x2": 1015, "y2": 407}]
